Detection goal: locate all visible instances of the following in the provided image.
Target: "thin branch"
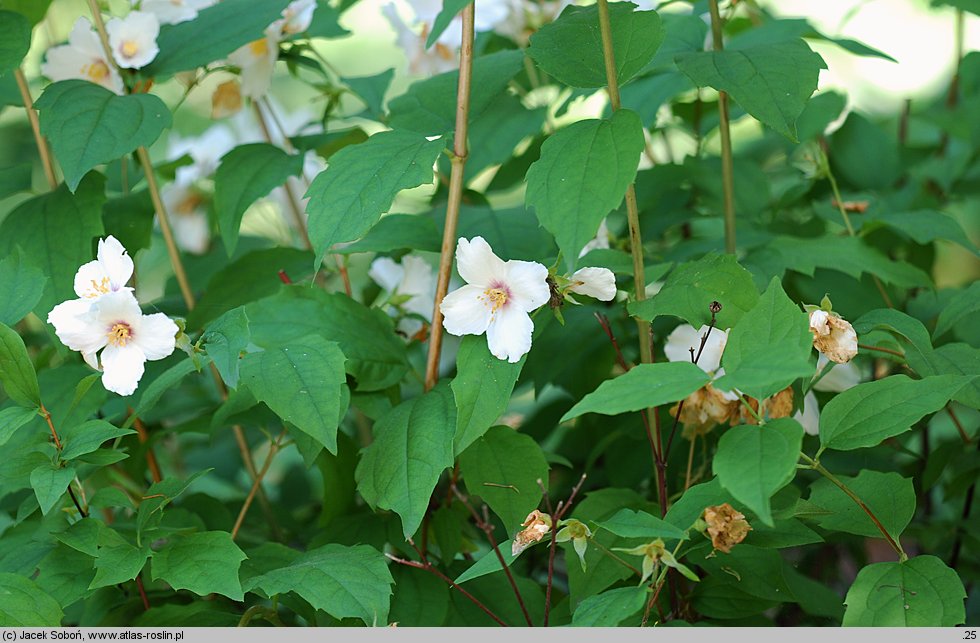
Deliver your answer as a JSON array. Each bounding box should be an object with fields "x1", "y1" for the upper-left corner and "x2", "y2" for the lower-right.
[
  {"x1": 858, "y1": 343, "x2": 905, "y2": 359},
  {"x1": 135, "y1": 575, "x2": 150, "y2": 611},
  {"x1": 231, "y1": 430, "x2": 286, "y2": 540},
  {"x1": 664, "y1": 303, "x2": 720, "y2": 460},
  {"x1": 708, "y1": 0, "x2": 736, "y2": 254},
  {"x1": 947, "y1": 405, "x2": 971, "y2": 445},
  {"x1": 950, "y1": 440, "x2": 979, "y2": 568},
  {"x1": 131, "y1": 412, "x2": 163, "y2": 483},
  {"x1": 425, "y1": 3, "x2": 476, "y2": 391},
  {"x1": 13, "y1": 68, "x2": 58, "y2": 189},
  {"x1": 543, "y1": 473, "x2": 587, "y2": 626}
]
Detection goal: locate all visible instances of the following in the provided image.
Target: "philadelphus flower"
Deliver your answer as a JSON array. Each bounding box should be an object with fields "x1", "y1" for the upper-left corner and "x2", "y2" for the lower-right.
[
  {"x1": 228, "y1": 26, "x2": 281, "y2": 99},
  {"x1": 809, "y1": 309, "x2": 859, "y2": 364},
  {"x1": 47, "y1": 237, "x2": 178, "y2": 396},
  {"x1": 512, "y1": 510, "x2": 552, "y2": 556},
  {"x1": 41, "y1": 18, "x2": 124, "y2": 94},
  {"x1": 440, "y1": 237, "x2": 550, "y2": 363},
  {"x1": 275, "y1": 0, "x2": 317, "y2": 36},
  {"x1": 106, "y1": 11, "x2": 160, "y2": 69},
  {"x1": 812, "y1": 354, "x2": 861, "y2": 392},
  {"x1": 382, "y1": 3, "x2": 456, "y2": 76},
  {"x1": 566, "y1": 267, "x2": 617, "y2": 301},
  {"x1": 369, "y1": 255, "x2": 437, "y2": 340},
  {"x1": 211, "y1": 80, "x2": 243, "y2": 119},
  {"x1": 135, "y1": 0, "x2": 215, "y2": 25},
  {"x1": 665, "y1": 323, "x2": 740, "y2": 437},
  {"x1": 555, "y1": 519, "x2": 591, "y2": 572},
  {"x1": 161, "y1": 168, "x2": 210, "y2": 254},
  {"x1": 664, "y1": 323, "x2": 730, "y2": 375},
  {"x1": 701, "y1": 503, "x2": 751, "y2": 554}
]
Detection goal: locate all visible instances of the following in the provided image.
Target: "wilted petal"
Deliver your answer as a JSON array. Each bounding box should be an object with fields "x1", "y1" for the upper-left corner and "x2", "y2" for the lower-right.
[
  {"x1": 486, "y1": 304, "x2": 533, "y2": 363},
  {"x1": 100, "y1": 343, "x2": 146, "y2": 396},
  {"x1": 568, "y1": 267, "x2": 616, "y2": 301},
  {"x1": 137, "y1": 313, "x2": 178, "y2": 361},
  {"x1": 441, "y1": 285, "x2": 493, "y2": 336},
  {"x1": 455, "y1": 236, "x2": 506, "y2": 286}
]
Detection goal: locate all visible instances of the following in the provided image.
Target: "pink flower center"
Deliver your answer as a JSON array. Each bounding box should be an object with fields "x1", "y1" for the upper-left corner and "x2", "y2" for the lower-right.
[
  {"x1": 480, "y1": 282, "x2": 510, "y2": 315},
  {"x1": 108, "y1": 322, "x2": 133, "y2": 347}
]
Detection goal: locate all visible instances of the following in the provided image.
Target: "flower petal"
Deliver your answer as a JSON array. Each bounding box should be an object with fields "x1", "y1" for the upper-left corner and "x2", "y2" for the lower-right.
[
  {"x1": 440, "y1": 284, "x2": 492, "y2": 336},
  {"x1": 92, "y1": 289, "x2": 143, "y2": 327},
  {"x1": 73, "y1": 260, "x2": 111, "y2": 299},
  {"x1": 455, "y1": 236, "x2": 506, "y2": 286},
  {"x1": 794, "y1": 391, "x2": 820, "y2": 436},
  {"x1": 97, "y1": 236, "x2": 134, "y2": 290},
  {"x1": 486, "y1": 304, "x2": 533, "y2": 363},
  {"x1": 368, "y1": 257, "x2": 405, "y2": 294},
  {"x1": 568, "y1": 267, "x2": 617, "y2": 301},
  {"x1": 663, "y1": 324, "x2": 699, "y2": 364},
  {"x1": 47, "y1": 298, "x2": 106, "y2": 355},
  {"x1": 137, "y1": 312, "x2": 178, "y2": 361},
  {"x1": 695, "y1": 326, "x2": 729, "y2": 374},
  {"x1": 813, "y1": 355, "x2": 861, "y2": 392},
  {"x1": 100, "y1": 343, "x2": 146, "y2": 396},
  {"x1": 502, "y1": 259, "x2": 550, "y2": 311}
]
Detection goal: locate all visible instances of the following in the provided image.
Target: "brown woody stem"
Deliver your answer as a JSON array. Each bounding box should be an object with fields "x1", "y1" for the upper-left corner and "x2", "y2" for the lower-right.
[{"x1": 13, "y1": 68, "x2": 58, "y2": 189}]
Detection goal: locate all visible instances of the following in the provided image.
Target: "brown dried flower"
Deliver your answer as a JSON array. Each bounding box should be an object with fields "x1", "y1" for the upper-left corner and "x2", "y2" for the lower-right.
[
  {"x1": 671, "y1": 384, "x2": 740, "y2": 438},
  {"x1": 702, "y1": 503, "x2": 751, "y2": 553},
  {"x1": 512, "y1": 510, "x2": 552, "y2": 556},
  {"x1": 212, "y1": 80, "x2": 243, "y2": 119},
  {"x1": 809, "y1": 310, "x2": 858, "y2": 364},
  {"x1": 737, "y1": 387, "x2": 794, "y2": 425}
]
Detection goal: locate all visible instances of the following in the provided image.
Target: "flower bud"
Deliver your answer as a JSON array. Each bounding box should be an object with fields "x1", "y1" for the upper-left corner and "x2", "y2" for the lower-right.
[
  {"x1": 809, "y1": 309, "x2": 859, "y2": 364},
  {"x1": 512, "y1": 510, "x2": 552, "y2": 556}
]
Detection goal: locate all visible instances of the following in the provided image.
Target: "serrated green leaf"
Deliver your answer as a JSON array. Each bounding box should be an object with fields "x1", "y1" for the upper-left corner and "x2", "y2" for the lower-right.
[
  {"x1": 454, "y1": 539, "x2": 522, "y2": 585},
  {"x1": 0, "y1": 406, "x2": 36, "y2": 447},
  {"x1": 241, "y1": 335, "x2": 349, "y2": 454},
  {"x1": 0, "y1": 322, "x2": 40, "y2": 408},
  {"x1": 528, "y1": 2, "x2": 664, "y2": 88},
  {"x1": 452, "y1": 335, "x2": 526, "y2": 454},
  {"x1": 125, "y1": 358, "x2": 204, "y2": 428},
  {"x1": 867, "y1": 210, "x2": 978, "y2": 256},
  {"x1": 571, "y1": 586, "x2": 647, "y2": 626},
  {"x1": 35, "y1": 81, "x2": 171, "y2": 191},
  {"x1": 246, "y1": 543, "x2": 393, "y2": 625},
  {"x1": 526, "y1": 110, "x2": 644, "y2": 267},
  {"x1": 561, "y1": 362, "x2": 709, "y2": 422},
  {"x1": 459, "y1": 426, "x2": 549, "y2": 536},
  {"x1": 355, "y1": 385, "x2": 455, "y2": 538},
  {"x1": 713, "y1": 418, "x2": 805, "y2": 526},
  {"x1": 214, "y1": 143, "x2": 305, "y2": 256},
  {"x1": 0, "y1": 572, "x2": 63, "y2": 626},
  {"x1": 334, "y1": 213, "x2": 441, "y2": 255},
  {"x1": 136, "y1": 470, "x2": 212, "y2": 540},
  {"x1": 202, "y1": 307, "x2": 250, "y2": 389},
  {"x1": 34, "y1": 544, "x2": 97, "y2": 609},
  {"x1": 628, "y1": 253, "x2": 759, "y2": 328},
  {"x1": 144, "y1": 0, "x2": 292, "y2": 76},
  {"x1": 151, "y1": 531, "x2": 246, "y2": 600},
  {"x1": 676, "y1": 39, "x2": 826, "y2": 140},
  {"x1": 0, "y1": 174, "x2": 106, "y2": 321},
  {"x1": 714, "y1": 277, "x2": 813, "y2": 401},
  {"x1": 305, "y1": 130, "x2": 444, "y2": 262},
  {"x1": 29, "y1": 463, "x2": 75, "y2": 515},
  {"x1": 426, "y1": 0, "x2": 471, "y2": 47},
  {"x1": 819, "y1": 374, "x2": 972, "y2": 451},
  {"x1": 0, "y1": 248, "x2": 46, "y2": 326},
  {"x1": 807, "y1": 470, "x2": 914, "y2": 541},
  {"x1": 934, "y1": 281, "x2": 980, "y2": 339},
  {"x1": 843, "y1": 555, "x2": 966, "y2": 626},
  {"x1": 343, "y1": 68, "x2": 394, "y2": 121},
  {"x1": 597, "y1": 508, "x2": 687, "y2": 540},
  {"x1": 89, "y1": 528, "x2": 151, "y2": 589},
  {"x1": 59, "y1": 419, "x2": 135, "y2": 461},
  {"x1": 0, "y1": 10, "x2": 30, "y2": 74}
]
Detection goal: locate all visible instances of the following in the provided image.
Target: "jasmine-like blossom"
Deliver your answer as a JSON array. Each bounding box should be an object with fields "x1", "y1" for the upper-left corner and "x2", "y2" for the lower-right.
[
  {"x1": 567, "y1": 267, "x2": 617, "y2": 301},
  {"x1": 135, "y1": 0, "x2": 215, "y2": 25},
  {"x1": 161, "y1": 168, "x2": 210, "y2": 254},
  {"x1": 41, "y1": 18, "x2": 124, "y2": 94},
  {"x1": 228, "y1": 26, "x2": 281, "y2": 99},
  {"x1": 663, "y1": 323, "x2": 730, "y2": 376},
  {"x1": 106, "y1": 11, "x2": 160, "y2": 69},
  {"x1": 440, "y1": 237, "x2": 550, "y2": 363},
  {"x1": 276, "y1": 0, "x2": 317, "y2": 36},
  {"x1": 369, "y1": 255, "x2": 437, "y2": 339}
]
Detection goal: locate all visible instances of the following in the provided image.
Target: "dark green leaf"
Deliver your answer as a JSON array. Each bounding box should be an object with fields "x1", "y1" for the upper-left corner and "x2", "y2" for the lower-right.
[
  {"x1": 0, "y1": 322, "x2": 41, "y2": 408},
  {"x1": 101, "y1": 190, "x2": 155, "y2": 253},
  {"x1": 0, "y1": 0, "x2": 53, "y2": 25},
  {"x1": 807, "y1": 470, "x2": 914, "y2": 541},
  {"x1": 334, "y1": 213, "x2": 441, "y2": 255},
  {"x1": 202, "y1": 307, "x2": 250, "y2": 389},
  {"x1": 60, "y1": 419, "x2": 135, "y2": 461},
  {"x1": 426, "y1": 0, "x2": 471, "y2": 48},
  {"x1": 0, "y1": 249, "x2": 45, "y2": 327},
  {"x1": 29, "y1": 463, "x2": 75, "y2": 515},
  {"x1": 151, "y1": 531, "x2": 247, "y2": 600},
  {"x1": 934, "y1": 282, "x2": 980, "y2": 339},
  {"x1": 125, "y1": 358, "x2": 203, "y2": 427},
  {"x1": 452, "y1": 335, "x2": 526, "y2": 454},
  {"x1": 843, "y1": 555, "x2": 966, "y2": 626},
  {"x1": 0, "y1": 10, "x2": 30, "y2": 74},
  {"x1": 343, "y1": 68, "x2": 394, "y2": 120},
  {"x1": 0, "y1": 163, "x2": 32, "y2": 200},
  {"x1": 596, "y1": 508, "x2": 687, "y2": 540},
  {"x1": 89, "y1": 528, "x2": 151, "y2": 589},
  {"x1": 0, "y1": 406, "x2": 36, "y2": 447},
  {"x1": 0, "y1": 573, "x2": 63, "y2": 626},
  {"x1": 571, "y1": 586, "x2": 647, "y2": 626}
]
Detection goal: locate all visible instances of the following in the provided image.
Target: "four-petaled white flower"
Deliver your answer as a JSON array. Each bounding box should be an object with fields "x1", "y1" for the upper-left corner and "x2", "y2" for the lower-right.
[
  {"x1": 664, "y1": 323, "x2": 731, "y2": 376},
  {"x1": 106, "y1": 11, "x2": 160, "y2": 69},
  {"x1": 41, "y1": 18, "x2": 124, "y2": 94},
  {"x1": 134, "y1": 0, "x2": 215, "y2": 25},
  {"x1": 228, "y1": 26, "x2": 281, "y2": 99},
  {"x1": 275, "y1": 0, "x2": 317, "y2": 36},
  {"x1": 49, "y1": 290, "x2": 178, "y2": 396},
  {"x1": 440, "y1": 237, "x2": 549, "y2": 363},
  {"x1": 568, "y1": 267, "x2": 616, "y2": 301},
  {"x1": 369, "y1": 254, "x2": 437, "y2": 339},
  {"x1": 809, "y1": 309, "x2": 859, "y2": 364}
]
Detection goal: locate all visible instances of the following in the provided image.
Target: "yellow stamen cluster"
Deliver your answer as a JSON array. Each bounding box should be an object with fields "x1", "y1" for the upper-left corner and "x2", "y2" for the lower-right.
[
  {"x1": 480, "y1": 287, "x2": 508, "y2": 317},
  {"x1": 120, "y1": 41, "x2": 140, "y2": 58},
  {"x1": 249, "y1": 38, "x2": 269, "y2": 57},
  {"x1": 83, "y1": 61, "x2": 110, "y2": 82},
  {"x1": 108, "y1": 323, "x2": 132, "y2": 347},
  {"x1": 87, "y1": 277, "x2": 111, "y2": 298}
]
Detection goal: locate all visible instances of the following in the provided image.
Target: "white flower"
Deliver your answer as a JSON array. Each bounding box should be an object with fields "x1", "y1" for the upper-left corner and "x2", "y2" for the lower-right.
[
  {"x1": 440, "y1": 237, "x2": 549, "y2": 363},
  {"x1": 664, "y1": 324, "x2": 730, "y2": 375},
  {"x1": 135, "y1": 0, "x2": 214, "y2": 25},
  {"x1": 794, "y1": 391, "x2": 821, "y2": 436},
  {"x1": 382, "y1": 3, "x2": 457, "y2": 76},
  {"x1": 161, "y1": 168, "x2": 210, "y2": 254},
  {"x1": 812, "y1": 354, "x2": 861, "y2": 392},
  {"x1": 578, "y1": 218, "x2": 610, "y2": 258},
  {"x1": 568, "y1": 267, "x2": 616, "y2": 301},
  {"x1": 106, "y1": 11, "x2": 160, "y2": 69},
  {"x1": 167, "y1": 125, "x2": 237, "y2": 181},
  {"x1": 48, "y1": 290, "x2": 177, "y2": 396},
  {"x1": 276, "y1": 0, "x2": 317, "y2": 36},
  {"x1": 71, "y1": 235, "x2": 135, "y2": 301},
  {"x1": 369, "y1": 255, "x2": 437, "y2": 338},
  {"x1": 41, "y1": 18, "x2": 124, "y2": 94},
  {"x1": 495, "y1": 0, "x2": 574, "y2": 47},
  {"x1": 228, "y1": 26, "x2": 281, "y2": 99},
  {"x1": 809, "y1": 309, "x2": 858, "y2": 364}
]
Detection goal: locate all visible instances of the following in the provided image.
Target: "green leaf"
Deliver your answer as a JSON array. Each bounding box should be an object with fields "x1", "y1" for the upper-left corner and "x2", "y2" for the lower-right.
[
  {"x1": 136, "y1": 470, "x2": 212, "y2": 540},
  {"x1": 101, "y1": 190, "x2": 155, "y2": 253},
  {"x1": 818, "y1": 374, "x2": 971, "y2": 451},
  {"x1": 560, "y1": 362, "x2": 709, "y2": 422},
  {"x1": 0, "y1": 10, "x2": 30, "y2": 74},
  {"x1": 676, "y1": 39, "x2": 826, "y2": 140},
  {"x1": 29, "y1": 463, "x2": 75, "y2": 515},
  {"x1": 807, "y1": 470, "x2": 914, "y2": 541},
  {"x1": 459, "y1": 426, "x2": 549, "y2": 536},
  {"x1": 356, "y1": 385, "x2": 455, "y2": 538},
  {"x1": 89, "y1": 528, "x2": 151, "y2": 589},
  {"x1": 714, "y1": 277, "x2": 813, "y2": 401},
  {"x1": 867, "y1": 210, "x2": 978, "y2": 256},
  {"x1": 151, "y1": 531, "x2": 247, "y2": 600},
  {"x1": 628, "y1": 253, "x2": 759, "y2": 329},
  {"x1": 0, "y1": 0, "x2": 53, "y2": 25},
  {"x1": 843, "y1": 555, "x2": 966, "y2": 626},
  {"x1": 454, "y1": 540, "x2": 522, "y2": 584},
  {"x1": 125, "y1": 358, "x2": 203, "y2": 427},
  {"x1": 527, "y1": 2, "x2": 665, "y2": 88},
  {"x1": 596, "y1": 508, "x2": 688, "y2": 540},
  {"x1": 60, "y1": 419, "x2": 136, "y2": 461},
  {"x1": 0, "y1": 174, "x2": 106, "y2": 319},
  {"x1": 35, "y1": 544, "x2": 97, "y2": 609},
  {"x1": 240, "y1": 335, "x2": 349, "y2": 454},
  {"x1": 452, "y1": 335, "x2": 526, "y2": 454},
  {"x1": 0, "y1": 573, "x2": 63, "y2": 626},
  {"x1": 0, "y1": 163, "x2": 33, "y2": 200},
  {"x1": 246, "y1": 543, "x2": 393, "y2": 626},
  {"x1": 426, "y1": 0, "x2": 471, "y2": 47},
  {"x1": 343, "y1": 68, "x2": 394, "y2": 121},
  {"x1": 35, "y1": 81, "x2": 171, "y2": 191},
  {"x1": 246, "y1": 287, "x2": 409, "y2": 391},
  {"x1": 0, "y1": 406, "x2": 36, "y2": 447},
  {"x1": 304, "y1": 0, "x2": 349, "y2": 39},
  {"x1": 305, "y1": 130, "x2": 444, "y2": 261},
  {"x1": 0, "y1": 249, "x2": 45, "y2": 327},
  {"x1": 932, "y1": 0, "x2": 980, "y2": 14},
  {"x1": 525, "y1": 109, "x2": 644, "y2": 266},
  {"x1": 214, "y1": 143, "x2": 305, "y2": 255},
  {"x1": 202, "y1": 307, "x2": 250, "y2": 389},
  {"x1": 388, "y1": 50, "x2": 525, "y2": 135},
  {"x1": 713, "y1": 418, "x2": 805, "y2": 526},
  {"x1": 571, "y1": 586, "x2": 647, "y2": 627},
  {"x1": 145, "y1": 0, "x2": 292, "y2": 76},
  {"x1": 0, "y1": 321, "x2": 41, "y2": 407},
  {"x1": 333, "y1": 213, "x2": 441, "y2": 255},
  {"x1": 934, "y1": 281, "x2": 980, "y2": 339}
]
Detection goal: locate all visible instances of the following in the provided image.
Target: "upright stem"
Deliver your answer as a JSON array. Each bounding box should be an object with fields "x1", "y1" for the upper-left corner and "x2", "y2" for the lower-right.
[
  {"x1": 131, "y1": 414, "x2": 163, "y2": 483},
  {"x1": 708, "y1": 0, "x2": 737, "y2": 254},
  {"x1": 231, "y1": 430, "x2": 285, "y2": 540},
  {"x1": 425, "y1": 3, "x2": 475, "y2": 391},
  {"x1": 13, "y1": 68, "x2": 58, "y2": 189}
]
